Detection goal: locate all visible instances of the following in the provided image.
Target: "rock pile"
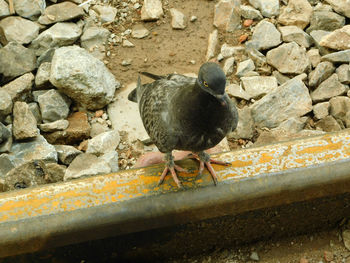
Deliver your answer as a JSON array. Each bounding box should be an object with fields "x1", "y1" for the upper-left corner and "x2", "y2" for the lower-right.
[
  {"x1": 1, "y1": 0, "x2": 350, "y2": 192},
  {"x1": 209, "y1": 0, "x2": 350, "y2": 147},
  {"x1": 0, "y1": 0, "x2": 124, "y2": 191}
]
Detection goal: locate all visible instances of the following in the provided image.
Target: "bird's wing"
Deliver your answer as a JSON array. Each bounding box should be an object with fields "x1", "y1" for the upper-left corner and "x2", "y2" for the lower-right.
[{"x1": 138, "y1": 78, "x2": 191, "y2": 152}]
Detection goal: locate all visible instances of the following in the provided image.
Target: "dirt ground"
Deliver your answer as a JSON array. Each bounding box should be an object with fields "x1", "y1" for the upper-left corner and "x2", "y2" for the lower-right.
[{"x1": 177, "y1": 229, "x2": 350, "y2": 263}]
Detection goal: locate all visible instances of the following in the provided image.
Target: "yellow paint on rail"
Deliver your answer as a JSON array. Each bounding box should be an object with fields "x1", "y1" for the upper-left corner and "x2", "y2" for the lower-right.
[{"x1": 1, "y1": 131, "x2": 350, "y2": 223}]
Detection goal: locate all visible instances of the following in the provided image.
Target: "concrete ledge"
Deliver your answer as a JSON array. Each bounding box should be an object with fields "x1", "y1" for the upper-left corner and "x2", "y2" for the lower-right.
[{"x1": 1, "y1": 130, "x2": 350, "y2": 257}]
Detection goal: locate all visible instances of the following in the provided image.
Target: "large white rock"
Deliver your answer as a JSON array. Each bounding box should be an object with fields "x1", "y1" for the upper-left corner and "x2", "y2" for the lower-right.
[
  {"x1": 251, "y1": 78, "x2": 312, "y2": 128},
  {"x1": 50, "y1": 46, "x2": 118, "y2": 110}
]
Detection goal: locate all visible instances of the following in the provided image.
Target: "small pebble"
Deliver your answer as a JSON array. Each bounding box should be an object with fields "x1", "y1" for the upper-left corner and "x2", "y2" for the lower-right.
[
  {"x1": 190, "y1": 60, "x2": 196, "y2": 65},
  {"x1": 243, "y1": 19, "x2": 253, "y2": 27},
  {"x1": 102, "y1": 113, "x2": 108, "y2": 120},
  {"x1": 250, "y1": 251, "x2": 259, "y2": 261},
  {"x1": 190, "y1": 15, "x2": 197, "y2": 22},
  {"x1": 122, "y1": 59, "x2": 132, "y2": 66},
  {"x1": 217, "y1": 53, "x2": 224, "y2": 62},
  {"x1": 95, "y1": 110, "x2": 104, "y2": 117}
]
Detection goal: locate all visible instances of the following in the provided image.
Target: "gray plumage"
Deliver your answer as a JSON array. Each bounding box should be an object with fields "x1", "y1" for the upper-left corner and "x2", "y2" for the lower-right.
[{"x1": 129, "y1": 62, "x2": 238, "y2": 187}]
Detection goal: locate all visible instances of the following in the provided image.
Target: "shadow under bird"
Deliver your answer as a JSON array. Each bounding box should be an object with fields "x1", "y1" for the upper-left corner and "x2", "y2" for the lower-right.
[{"x1": 128, "y1": 62, "x2": 238, "y2": 188}]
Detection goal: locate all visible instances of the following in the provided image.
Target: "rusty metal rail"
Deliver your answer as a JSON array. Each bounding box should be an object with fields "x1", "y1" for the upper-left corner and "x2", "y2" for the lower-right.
[{"x1": 1, "y1": 130, "x2": 350, "y2": 258}]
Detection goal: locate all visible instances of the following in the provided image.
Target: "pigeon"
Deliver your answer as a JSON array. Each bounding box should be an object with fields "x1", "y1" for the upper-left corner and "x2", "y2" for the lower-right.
[{"x1": 128, "y1": 62, "x2": 238, "y2": 188}]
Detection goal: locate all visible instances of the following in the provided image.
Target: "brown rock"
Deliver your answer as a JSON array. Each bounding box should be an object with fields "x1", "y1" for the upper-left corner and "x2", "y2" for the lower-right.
[
  {"x1": 320, "y1": 25, "x2": 350, "y2": 50},
  {"x1": 213, "y1": 0, "x2": 241, "y2": 32},
  {"x1": 45, "y1": 163, "x2": 66, "y2": 183},
  {"x1": 43, "y1": 112, "x2": 91, "y2": 145},
  {"x1": 315, "y1": 115, "x2": 342, "y2": 132},
  {"x1": 278, "y1": 0, "x2": 312, "y2": 29},
  {"x1": 38, "y1": 2, "x2": 84, "y2": 25},
  {"x1": 13, "y1": 101, "x2": 38, "y2": 140}
]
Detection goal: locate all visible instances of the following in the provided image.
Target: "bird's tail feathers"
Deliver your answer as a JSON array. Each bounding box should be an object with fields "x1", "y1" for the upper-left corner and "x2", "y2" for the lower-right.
[{"x1": 140, "y1": 71, "x2": 164, "y2": 80}]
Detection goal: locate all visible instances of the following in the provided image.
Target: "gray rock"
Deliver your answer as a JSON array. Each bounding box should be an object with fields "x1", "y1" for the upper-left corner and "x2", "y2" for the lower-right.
[
  {"x1": 0, "y1": 16, "x2": 39, "y2": 45},
  {"x1": 29, "y1": 22, "x2": 82, "y2": 56},
  {"x1": 306, "y1": 11, "x2": 345, "y2": 33},
  {"x1": 0, "y1": 90, "x2": 12, "y2": 119},
  {"x1": 35, "y1": 62, "x2": 51, "y2": 89},
  {"x1": 342, "y1": 229, "x2": 350, "y2": 251},
  {"x1": 240, "y1": 5, "x2": 263, "y2": 20},
  {"x1": 0, "y1": 122, "x2": 10, "y2": 142},
  {"x1": 345, "y1": 112, "x2": 350, "y2": 128},
  {"x1": 12, "y1": 0, "x2": 46, "y2": 20},
  {"x1": 90, "y1": 122, "x2": 110, "y2": 137},
  {"x1": 32, "y1": 90, "x2": 48, "y2": 103},
  {"x1": 206, "y1": 29, "x2": 218, "y2": 61},
  {"x1": 248, "y1": 0, "x2": 279, "y2": 18},
  {"x1": 86, "y1": 129, "x2": 120, "y2": 156},
  {"x1": 39, "y1": 119, "x2": 69, "y2": 132},
  {"x1": 36, "y1": 48, "x2": 56, "y2": 66},
  {"x1": 227, "y1": 106, "x2": 254, "y2": 139},
  {"x1": 99, "y1": 151, "x2": 119, "y2": 173},
  {"x1": 277, "y1": 117, "x2": 307, "y2": 133},
  {"x1": 315, "y1": 115, "x2": 342, "y2": 132},
  {"x1": 246, "y1": 47, "x2": 268, "y2": 70},
  {"x1": 313, "y1": 3, "x2": 333, "y2": 12},
  {"x1": 3, "y1": 160, "x2": 49, "y2": 191},
  {"x1": 310, "y1": 30, "x2": 332, "y2": 55},
  {"x1": 266, "y1": 42, "x2": 309, "y2": 74},
  {"x1": 336, "y1": 64, "x2": 350, "y2": 84},
  {"x1": 107, "y1": 82, "x2": 151, "y2": 144},
  {"x1": 131, "y1": 24, "x2": 150, "y2": 38},
  {"x1": 0, "y1": 124, "x2": 12, "y2": 153},
  {"x1": 313, "y1": 102, "x2": 329, "y2": 120},
  {"x1": 250, "y1": 251, "x2": 259, "y2": 261},
  {"x1": 322, "y1": 50, "x2": 350, "y2": 63},
  {"x1": 38, "y1": 2, "x2": 84, "y2": 25},
  {"x1": 37, "y1": 89, "x2": 71, "y2": 123},
  {"x1": 141, "y1": 0, "x2": 163, "y2": 21},
  {"x1": 311, "y1": 74, "x2": 347, "y2": 102},
  {"x1": 251, "y1": 78, "x2": 312, "y2": 128},
  {"x1": 329, "y1": 96, "x2": 350, "y2": 124},
  {"x1": 223, "y1": 57, "x2": 235, "y2": 76},
  {"x1": 308, "y1": 61, "x2": 335, "y2": 87},
  {"x1": 279, "y1": 25, "x2": 313, "y2": 48},
  {"x1": 64, "y1": 153, "x2": 111, "y2": 180},
  {"x1": 226, "y1": 83, "x2": 251, "y2": 100},
  {"x1": 9, "y1": 134, "x2": 57, "y2": 169},
  {"x1": 320, "y1": 25, "x2": 350, "y2": 50},
  {"x1": 81, "y1": 26, "x2": 110, "y2": 60},
  {"x1": 28, "y1": 102, "x2": 42, "y2": 124},
  {"x1": 0, "y1": 0, "x2": 9, "y2": 19},
  {"x1": 50, "y1": 46, "x2": 118, "y2": 110},
  {"x1": 0, "y1": 154, "x2": 15, "y2": 177},
  {"x1": 246, "y1": 20, "x2": 281, "y2": 51},
  {"x1": 0, "y1": 72, "x2": 34, "y2": 102},
  {"x1": 236, "y1": 58, "x2": 255, "y2": 77},
  {"x1": 241, "y1": 76, "x2": 277, "y2": 99},
  {"x1": 272, "y1": 70, "x2": 290, "y2": 85},
  {"x1": 13, "y1": 101, "x2": 38, "y2": 140},
  {"x1": 45, "y1": 163, "x2": 66, "y2": 183},
  {"x1": 213, "y1": 0, "x2": 241, "y2": 32},
  {"x1": 278, "y1": 0, "x2": 312, "y2": 29},
  {"x1": 221, "y1": 43, "x2": 244, "y2": 58},
  {"x1": 307, "y1": 48, "x2": 321, "y2": 68},
  {"x1": 0, "y1": 42, "x2": 36, "y2": 81},
  {"x1": 91, "y1": 5, "x2": 117, "y2": 23},
  {"x1": 170, "y1": 8, "x2": 187, "y2": 29},
  {"x1": 54, "y1": 144, "x2": 82, "y2": 165},
  {"x1": 324, "y1": 0, "x2": 350, "y2": 19}
]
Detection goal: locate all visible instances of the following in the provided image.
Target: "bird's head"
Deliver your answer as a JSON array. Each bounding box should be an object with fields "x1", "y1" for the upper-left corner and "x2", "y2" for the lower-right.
[{"x1": 197, "y1": 62, "x2": 227, "y2": 106}]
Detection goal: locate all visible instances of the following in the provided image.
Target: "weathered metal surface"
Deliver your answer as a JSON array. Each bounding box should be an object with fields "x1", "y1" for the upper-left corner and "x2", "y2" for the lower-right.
[{"x1": 1, "y1": 130, "x2": 350, "y2": 257}]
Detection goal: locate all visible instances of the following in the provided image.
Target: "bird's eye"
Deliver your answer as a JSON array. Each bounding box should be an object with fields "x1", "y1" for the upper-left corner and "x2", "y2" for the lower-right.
[{"x1": 203, "y1": 81, "x2": 209, "y2": 87}]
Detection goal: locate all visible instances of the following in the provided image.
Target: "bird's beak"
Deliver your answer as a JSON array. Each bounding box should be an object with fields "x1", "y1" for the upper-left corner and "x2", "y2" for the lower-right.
[{"x1": 215, "y1": 94, "x2": 227, "y2": 107}]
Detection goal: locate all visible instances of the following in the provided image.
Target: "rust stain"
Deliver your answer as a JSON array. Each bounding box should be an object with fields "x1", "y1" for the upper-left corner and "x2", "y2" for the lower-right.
[
  {"x1": 259, "y1": 153, "x2": 274, "y2": 164},
  {"x1": 231, "y1": 159, "x2": 253, "y2": 168},
  {"x1": 296, "y1": 142, "x2": 342, "y2": 155}
]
